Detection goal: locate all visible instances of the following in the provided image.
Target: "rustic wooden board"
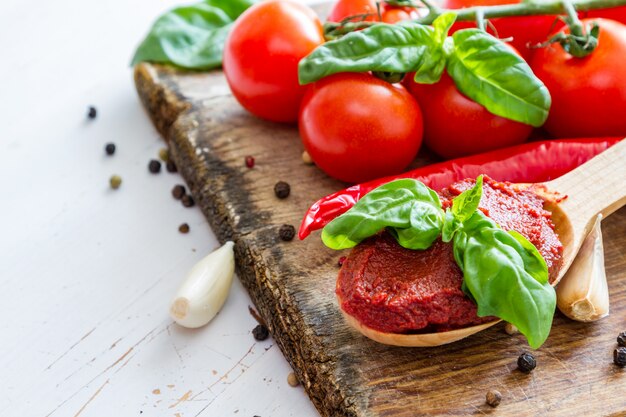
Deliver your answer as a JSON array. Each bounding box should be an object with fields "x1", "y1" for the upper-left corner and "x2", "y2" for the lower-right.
[{"x1": 133, "y1": 61, "x2": 626, "y2": 416}]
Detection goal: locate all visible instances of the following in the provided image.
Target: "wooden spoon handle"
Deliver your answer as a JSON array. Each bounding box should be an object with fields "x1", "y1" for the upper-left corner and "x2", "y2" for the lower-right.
[{"x1": 548, "y1": 139, "x2": 626, "y2": 225}]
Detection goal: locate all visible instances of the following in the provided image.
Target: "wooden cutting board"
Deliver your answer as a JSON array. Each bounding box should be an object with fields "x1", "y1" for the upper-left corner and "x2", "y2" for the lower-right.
[{"x1": 133, "y1": 59, "x2": 626, "y2": 416}]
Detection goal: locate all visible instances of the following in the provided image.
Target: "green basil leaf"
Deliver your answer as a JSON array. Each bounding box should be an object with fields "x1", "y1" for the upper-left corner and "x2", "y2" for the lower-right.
[
  {"x1": 299, "y1": 22, "x2": 443, "y2": 85},
  {"x1": 451, "y1": 175, "x2": 483, "y2": 223},
  {"x1": 413, "y1": 13, "x2": 456, "y2": 84},
  {"x1": 446, "y1": 29, "x2": 551, "y2": 127},
  {"x1": 131, "y1": 0, "x2": 255, "y2": 70},
  {"x1": 441, "y1": 210, "x2": 458, "y2": 243},
  {"x1": 321, "y1": 179, "x2": 444, "y2": 250},
  {"x1": 454, "y1": 212, "x2": 555, "y2": 349}
]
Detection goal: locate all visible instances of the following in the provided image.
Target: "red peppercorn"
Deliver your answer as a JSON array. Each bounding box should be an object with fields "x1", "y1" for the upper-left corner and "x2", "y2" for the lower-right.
[
  {"x1": 338, "y1": 256, "x2": 346, "y2": 267},
  {"x1": 245, "y1": 155, "x2": 255, "y2": 168}
]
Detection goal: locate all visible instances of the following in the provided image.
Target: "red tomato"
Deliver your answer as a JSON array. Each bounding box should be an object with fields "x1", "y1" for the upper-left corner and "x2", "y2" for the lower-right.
[
  {"x1": 405, "y1": 72, "x2": 532, "y2": 159},
  {"x1": 443, "y1": 0, "x2": 559, "y2": 61},
  {"x1": 223, "y1": 1, "x2": 324, "y2": 123},
  {"x1": 530, "y1": 18, "x2": 626, "y2": 138},
  {"x1": 584, "y1": 6, "x2": 626, "y2": 24},
  {"x1": 327, "y1": 0, "x2": 380, "y2": 22},
  {"x1": 299, "y1": 73, "x2": 424, "y2": 183}
]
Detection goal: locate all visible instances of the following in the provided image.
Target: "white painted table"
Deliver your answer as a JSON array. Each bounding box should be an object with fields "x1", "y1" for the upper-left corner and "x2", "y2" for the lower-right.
[{"x1": 0, "y1": 1, "x2": 320, "y2": 415}]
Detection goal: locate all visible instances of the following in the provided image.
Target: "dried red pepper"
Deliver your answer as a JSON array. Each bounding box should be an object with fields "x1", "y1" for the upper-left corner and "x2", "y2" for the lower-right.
[{"x1": 299, "y1": 138, "x2": 622, "y2": 239}]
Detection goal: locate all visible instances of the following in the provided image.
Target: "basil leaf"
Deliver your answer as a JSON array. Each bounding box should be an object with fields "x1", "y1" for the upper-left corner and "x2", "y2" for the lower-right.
[
  {"x1": 454, "y1": 211, "x2": 555, "y2": 349},
  {"x1": 321, "y1": 179, "x2": 444, "y2": 250},
  {"x1": 299, "y1": 22, "x2": 443, "y2": 85},
  {"x1": 131, "y1": 0, "x2": 255, "y2": 70},
  {"x1": 446, "y1": 29, "x2": 551, "y2": 127},
  {"x1": 451, "y1": 175, "x2": 483, "y2": 223},
  {"x1": 413, "y1": 13, "x2": 456, "y2": 84}
]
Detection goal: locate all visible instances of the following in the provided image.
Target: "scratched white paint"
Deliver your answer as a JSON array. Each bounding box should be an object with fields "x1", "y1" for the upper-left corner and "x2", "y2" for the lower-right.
[{"x1": 0, "y1": 0, "x2": 322, "y2": 416}]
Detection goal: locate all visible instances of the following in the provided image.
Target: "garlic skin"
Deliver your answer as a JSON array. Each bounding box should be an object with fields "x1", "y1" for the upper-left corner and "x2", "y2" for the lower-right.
[
  {"x1": 556, "y1": 215, "x2": 609, "y2": 322},
  {"x1": 170, "y1": 241, "x2": 235, "y2": 328}
]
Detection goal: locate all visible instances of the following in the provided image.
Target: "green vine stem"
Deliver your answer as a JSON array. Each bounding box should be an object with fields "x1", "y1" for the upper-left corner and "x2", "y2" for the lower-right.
[{"x1": 325, "y1": 0, "x2": 626, "y2": 33}]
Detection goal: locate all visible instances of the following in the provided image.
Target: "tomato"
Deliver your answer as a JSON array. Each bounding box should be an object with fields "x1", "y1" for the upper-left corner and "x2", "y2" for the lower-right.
[
  {"x1": 299, "y1": 73, "x2": 424, "y2": 183},
  {"x1": 405, "y1": 72, "x2": 532, "y2": 159},
  {"x1": 530, "y1": 18, "x2": 626, "y2": 138},
  {"x1": 223, "y1": 1, "x2": 324, "y2": 123},
  {"x1": 443, "y1": 0, "x2": 560, "y2": 61},
  {"x1": 327, "y1": 0, "x2": 421, "y2": 24},
  {"x1": 327, "y1": 0, "x2": 379, "y2": 22},
  {"x1": 583, "y1": 6, "x2": 626, "y2": 25}
]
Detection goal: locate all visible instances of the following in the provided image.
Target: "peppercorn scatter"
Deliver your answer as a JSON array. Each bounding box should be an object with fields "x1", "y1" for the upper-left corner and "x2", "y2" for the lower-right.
[
  {"x1": 618, "y1": 331, "x2": 626, "y2": 347},
  {"x1": 109, "y1": 175, "x2": 122, "y2": 190},
  {"x1": 279, "y1": 224, "x2": 295, "y2": 241},
  {"x1": 615, "y1": 347, "x2": 626, "y2": 367},
  {"x1": 87, "y1": 106, "x2": 97, "y2": 119},
  {"x1": 485, "y1": 390, "x2": 501, "y2": 408},
  {"x1": 148, "y1": 159, "x2": 161, "y2": 174},
  {"x1": 245, "y1": 155, "x2": 255, "y2": 168},
  {"x1": 252, "y1": 324, "x2": 269, "y2": 341},
  {"x1": 179, "y1": 223, "x2": 190, "y2": 234},
  {"x1": 158, "y1": 148, "x2": 169, "y2": 162},
  {"x1": 517, "y1": 352, "x2": 536, "y2": 373},
  {"x1": 287, "y1": 372, "x2": 299, "y2": 387},
  {"x1": 166, "y1": 160, "x2": 178, "y2": 173},
  {"x1": 105, "y1": 143, "x2": 116, "y2": 156},
  {"x1": 274, "y1": 181, "x2": 290, "y2": 199},
  {"x1": 172, "y1": 185, "x2": 186, "y2": 200},
  {"x1": 182, "y1": 194, "x2": 195, "y2": 208}
]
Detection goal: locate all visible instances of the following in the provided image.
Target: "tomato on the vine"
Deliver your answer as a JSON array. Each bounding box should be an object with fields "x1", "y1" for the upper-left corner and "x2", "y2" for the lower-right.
[
  {"x1": 299, "y1": 73, "x2": 424, "y2": 183},
  {"x1": 223, "y1": 0, "x2": 324, "y2": 123},
  {"x1": 530, "y1": 18, "x2": 626, "y2": 138},
  {"x1": 443, "y1": 0, "x2": 560, "y2": 61},
  {"x1": 404, "y1": 72, "x2": 532, "y2": 159},
  {"x1": 327, "y1": 0, "x2": 421, "y2": 24}
]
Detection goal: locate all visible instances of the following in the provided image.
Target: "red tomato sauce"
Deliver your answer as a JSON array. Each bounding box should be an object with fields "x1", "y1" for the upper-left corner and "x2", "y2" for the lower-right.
[{"x1": 336, "y1": 177, "x2": 563, "y2": 334}]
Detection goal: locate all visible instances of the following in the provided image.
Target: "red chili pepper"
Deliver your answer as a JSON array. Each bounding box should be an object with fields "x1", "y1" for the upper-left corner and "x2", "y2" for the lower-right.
[{"x1": 299, "y1": 138, "x2": 622, "y2": 239}]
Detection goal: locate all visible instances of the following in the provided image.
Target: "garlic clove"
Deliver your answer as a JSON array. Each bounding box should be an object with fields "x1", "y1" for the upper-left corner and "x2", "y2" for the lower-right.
[
  {"x1": 556, "y1": 214, "x2": 609, "y2": 322},
  {"x1": 170, "y1": 241, "x2": 235, "y2": 328}
]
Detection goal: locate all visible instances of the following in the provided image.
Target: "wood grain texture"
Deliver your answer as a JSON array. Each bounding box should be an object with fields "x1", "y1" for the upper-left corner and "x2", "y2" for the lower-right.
[{"x1": 133, "y1": 62, "x2": 626, "y2": 416}]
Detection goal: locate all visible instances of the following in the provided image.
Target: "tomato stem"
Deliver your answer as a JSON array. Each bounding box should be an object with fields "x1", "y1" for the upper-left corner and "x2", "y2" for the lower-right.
[{"x1": 475, "y1": 7, "x2": 486, "y2": 32}]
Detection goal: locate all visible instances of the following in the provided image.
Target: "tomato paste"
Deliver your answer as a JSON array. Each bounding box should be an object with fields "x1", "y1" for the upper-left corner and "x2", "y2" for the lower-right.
[{"x1": 336, "y1": 177, "x2": 563, "y2": 334}]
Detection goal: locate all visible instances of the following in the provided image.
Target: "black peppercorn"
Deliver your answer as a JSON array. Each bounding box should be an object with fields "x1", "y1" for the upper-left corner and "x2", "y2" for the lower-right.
[
  {"x1": 166, "y1": 160, "x2": 178, "y2": 173},
  {"x1": 485, "y1": 390, "x2": 502, "y2": 407},
  {"x1": 172, "y1": 184, "x2": 186, "y2": 200},
  {"x1": 252, "y1": 324, "x2": 269, "y2": 341},
  {"x1": 245, "y1": 155, "x2": 255, "y2": 168},
  {"x1": 615, "y1": 347, "x2": 626, "y2": 367},
  {"x1": 617, "y1": 331, "x2": 626, "y2": 347},
  {"x1": 338, "y1": 256, "x2": 346, "y2": 267},
  {"x1": 87, "y1": 106, "x2": 97, "y2": 119},
  {"x1": 279, "y1": 224, "x2": 295, "y2": 241},
  {"x1": 148, "y1": 159, "x2": 161, "y2": 173},
  {"x1": 178, "y1": 223, "x2": 190, "y2": 234},
  {"x1": 105, "y1": 143, "x2": 116, "y2": 156},
  {"x1": 181, "y1": 194, "x2": 195, "y2": 208},
  {"x1": 517, "y1": 352, "x2": 536, "y2": 373},
  {"x1": 274, "y1": 181, "x2": 290, "y2": 199}
]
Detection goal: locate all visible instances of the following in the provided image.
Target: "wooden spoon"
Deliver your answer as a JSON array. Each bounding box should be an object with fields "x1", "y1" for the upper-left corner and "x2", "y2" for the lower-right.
[{"x1": 340, "y1": 139, "x2": 626, "y2": 347}]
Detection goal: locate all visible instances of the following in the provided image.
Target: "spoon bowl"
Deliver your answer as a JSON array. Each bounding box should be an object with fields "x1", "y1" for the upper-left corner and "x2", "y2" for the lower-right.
[{"x1": 341, "y1": 140, "x2": 626, "y2": 347}]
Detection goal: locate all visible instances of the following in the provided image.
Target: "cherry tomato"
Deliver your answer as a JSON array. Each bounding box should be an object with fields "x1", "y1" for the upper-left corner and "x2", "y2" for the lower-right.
[
  {"x1": 327, "y1": 0, "x2": 422, "y2": 24},
  {"x1": 405, "y1": 72, "x2": 532, "y2": 159},
  {"x1": 223, "y1": 0, "x2": 324, "y2": 123},
  {"x1": 327, "y1": 0, "x2": 380, "y2": 22},
  {"x1": 443, "y1": 0, "x2": 560, "y2": 61},
  {"x1": 583, "y1": 6, "x2": 626, "y2": 25},
  {"x1": 530, "y1": 18, "x2": 626, "y2": 138},
  {"x1": 299, "y1": 73, "x2": 424, "y2": 183}
]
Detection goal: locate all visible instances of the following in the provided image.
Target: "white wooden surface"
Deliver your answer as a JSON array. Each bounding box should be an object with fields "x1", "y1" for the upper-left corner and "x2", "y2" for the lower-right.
[{"x1": 0, "y1": 0, "x2": 320, "y2": 416}]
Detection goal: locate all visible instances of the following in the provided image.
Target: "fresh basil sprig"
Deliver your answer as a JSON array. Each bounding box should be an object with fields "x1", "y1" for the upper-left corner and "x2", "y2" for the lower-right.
[
  {"x1": 442, "y1": 178, "x2": 555, "y2": 349},
  {"x1": 322, "y1": 176, "x2": 556, "y2": 348},
  {"x1": 298, "y1": 14, "x2": 551, "y2": 126},
  {"x1": 321, "y1": 179, "x2": 444, "y2": 250},
  {"x1": 131, "y1": 0, "x2": 255, "y2": 70}
]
